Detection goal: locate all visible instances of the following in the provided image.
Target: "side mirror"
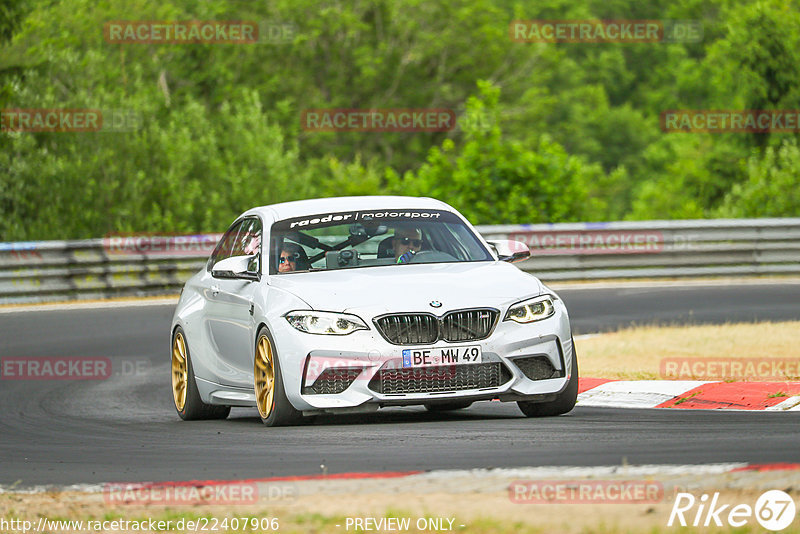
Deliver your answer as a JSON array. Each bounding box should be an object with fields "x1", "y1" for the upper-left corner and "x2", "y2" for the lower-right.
[
  {"x1": 487, "y1": 240, "x2": 530, "y2": 263},
  {"x1": 211, "y1": 255, "x2": 260, "y2": 281}
]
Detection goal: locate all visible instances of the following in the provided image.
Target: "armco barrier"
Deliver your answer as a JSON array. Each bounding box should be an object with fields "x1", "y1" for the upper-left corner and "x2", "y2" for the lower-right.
[
  {"x1": 0, "y1": 219, "x2": 798, "y2": 304},
  {"x1": 0, "y1": 236, "x2": 220, "y2": 304},
  {"x1": 476, "y1": 218, "x2": 800, "y2": 281}
]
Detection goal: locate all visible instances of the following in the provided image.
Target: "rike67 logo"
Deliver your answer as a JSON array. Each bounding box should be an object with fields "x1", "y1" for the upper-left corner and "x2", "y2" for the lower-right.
[{"x1": 669, "y1": 491, "x2": 797, "y2": 531}]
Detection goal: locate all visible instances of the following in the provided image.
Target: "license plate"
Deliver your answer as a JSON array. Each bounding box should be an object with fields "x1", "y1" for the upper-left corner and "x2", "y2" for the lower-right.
[{"x1": 401, "y1": 345, "x2": 482, "y2": 368}]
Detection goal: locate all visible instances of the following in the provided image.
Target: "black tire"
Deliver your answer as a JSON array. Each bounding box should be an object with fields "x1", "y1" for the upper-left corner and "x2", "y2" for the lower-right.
[
  {"x1": 517, "y1": 338, "x2": 578, "y2": 417},
  {"x1": 172, "y1": 327, "x2": 230, "y2": 421},
  {"x1": 255, "y1": 326, "x2": 303, "y2": 427},
  {"x1": 424, "y1": 401, "x2": 473, "y2": 412}
]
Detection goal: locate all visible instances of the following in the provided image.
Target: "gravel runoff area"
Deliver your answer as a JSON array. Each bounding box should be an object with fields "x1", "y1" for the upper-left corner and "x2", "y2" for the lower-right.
[{"x1": 2, "y1": 464, "x2": 799, "y2": 533}]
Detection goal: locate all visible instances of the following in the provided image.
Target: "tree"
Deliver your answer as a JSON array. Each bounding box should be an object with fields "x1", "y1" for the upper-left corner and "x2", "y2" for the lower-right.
[
  {"x1": 387, "y1": 82, "x2": 614, "y2": 224},
  {"x1": 718, "y1": 139, "x2": 800, "y2": 217}
]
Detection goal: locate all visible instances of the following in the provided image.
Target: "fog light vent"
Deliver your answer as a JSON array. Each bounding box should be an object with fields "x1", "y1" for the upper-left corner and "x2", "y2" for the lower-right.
[
  {"x1": 514, "y1": 356, "x2": 563, "y2": 381},
  {"x1": 303, "y1": 367, "x2": 362, "y2": 395}
]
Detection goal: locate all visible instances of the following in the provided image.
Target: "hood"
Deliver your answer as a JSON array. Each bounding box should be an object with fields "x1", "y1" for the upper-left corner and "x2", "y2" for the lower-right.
[{"x1": 268, "y1": 261, "x2": 543, "y2": 317}]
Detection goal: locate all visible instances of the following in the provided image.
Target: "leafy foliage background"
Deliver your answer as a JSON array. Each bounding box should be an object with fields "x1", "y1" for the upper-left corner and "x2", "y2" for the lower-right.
[{"x1": 1, "y1": 0, "x2": 799, "y2": 239}]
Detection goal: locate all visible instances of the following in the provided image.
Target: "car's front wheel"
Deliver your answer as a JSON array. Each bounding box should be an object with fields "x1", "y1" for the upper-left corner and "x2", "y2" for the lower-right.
[
  {"x1": 517, "y1": 340, "x2": 578, "y2": 417},
  {"x1": 254, "y1": 327, "x2": 303, "y2": 426},
  {"x1": 171, "y1": 327, "x2": 230, "y2": 420}
]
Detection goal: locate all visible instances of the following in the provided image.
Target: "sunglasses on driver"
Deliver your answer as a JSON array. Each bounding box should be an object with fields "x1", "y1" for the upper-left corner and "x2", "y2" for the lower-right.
[
  {"x1": 396, "y1": 237, "x2": 423, "y2": 247},
  {"x1": 279, "y1": 253, "x2": 301, "y2": 264}
]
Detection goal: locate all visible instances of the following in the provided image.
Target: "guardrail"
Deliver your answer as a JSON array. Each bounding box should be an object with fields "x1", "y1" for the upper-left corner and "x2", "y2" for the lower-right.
[
  {"x1": 0, "y1": 235, "x2": 221, "y2": 305},
  {"x1": 1, "y1": 219, "x2": 798, "y2": 304},
  {"x1": 476, "y1": 218, "x2": 800, "y2": 281}
]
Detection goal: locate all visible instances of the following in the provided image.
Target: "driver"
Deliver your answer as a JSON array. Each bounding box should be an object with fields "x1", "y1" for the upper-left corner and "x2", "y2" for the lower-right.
[
  {"x1": 278, "y1": 243, "x2": 308, "y2": 272},
  {"x1": 392, "y1": 227, "x2": 423, "y2": 263}
]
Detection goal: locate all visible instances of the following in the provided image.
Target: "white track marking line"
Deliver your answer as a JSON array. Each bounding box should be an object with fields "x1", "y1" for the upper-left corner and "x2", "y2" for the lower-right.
[
  {"x1": 0, "y1": 297, "x2": 178, "y2": 314},
  {"x1": 766, "y1": 396, "x2": 800, "y2": 411},
  {"x1": 413, "y1": 463, "x2": 749, "y2": 480},
  {"x1": 550, "y1": 278, "x2": 800, "y2": 290},
  {"x1": 577, "y1": 380, "x2": 711, "y2": 408}
]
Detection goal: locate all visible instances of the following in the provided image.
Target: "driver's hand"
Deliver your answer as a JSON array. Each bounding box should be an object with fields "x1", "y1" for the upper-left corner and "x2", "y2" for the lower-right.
[{"x1": 397, "y1": 250, "x2": 416, "y2": 264}]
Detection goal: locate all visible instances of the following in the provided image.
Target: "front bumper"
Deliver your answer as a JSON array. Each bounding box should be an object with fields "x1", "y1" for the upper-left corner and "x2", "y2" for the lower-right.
[{"x1": 271, "y1": 302, "x2": 574, "y2": 413}]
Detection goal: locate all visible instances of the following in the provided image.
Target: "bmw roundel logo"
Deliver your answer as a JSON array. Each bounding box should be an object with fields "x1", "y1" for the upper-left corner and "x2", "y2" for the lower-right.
[{"x1": 429, "y1": 300, "x2": 442, "y2": 308}]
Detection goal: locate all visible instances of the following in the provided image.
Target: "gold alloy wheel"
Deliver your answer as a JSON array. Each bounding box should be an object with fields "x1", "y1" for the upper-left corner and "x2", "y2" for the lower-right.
[
  {"x1": 254, "y1": 334, "x2": 275, "y2": 419},
  {"x1": 171, "y1": 332, "x2": 188, "y2": 411}
]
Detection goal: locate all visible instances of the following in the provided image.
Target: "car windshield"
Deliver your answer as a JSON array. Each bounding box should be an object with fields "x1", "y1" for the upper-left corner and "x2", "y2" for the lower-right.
[{"x1": 269, "y1": 209, "x2": 492, "y2": 274}]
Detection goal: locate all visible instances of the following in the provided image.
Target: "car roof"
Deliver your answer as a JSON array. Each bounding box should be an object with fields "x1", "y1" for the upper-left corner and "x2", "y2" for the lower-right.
[{"x1": 241, "y1": 196, "x2": 454, "y2": 222}]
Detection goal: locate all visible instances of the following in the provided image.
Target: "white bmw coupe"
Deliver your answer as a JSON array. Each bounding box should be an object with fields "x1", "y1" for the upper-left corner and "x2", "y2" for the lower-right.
[{"x1": 171, "y1": 196, "x2": 578, "y2": 425}]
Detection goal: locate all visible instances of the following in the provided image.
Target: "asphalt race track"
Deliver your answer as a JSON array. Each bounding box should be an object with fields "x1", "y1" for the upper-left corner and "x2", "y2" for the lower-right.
[{"x1": 1, "y1": 283, "x2": 799, "y2": 486}]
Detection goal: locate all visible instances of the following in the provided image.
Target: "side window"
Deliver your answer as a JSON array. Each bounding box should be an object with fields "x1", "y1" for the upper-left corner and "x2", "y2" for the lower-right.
[
  {"x1": 207, "y1": 218, "x2": 264, "y2": 272},
  {"x1": 242, "y1": 218, "x2": 262, "y2": 256},
  {"x1": 207, "y1": 220, "x2": 246, "y2": 270},
  {"x1": 231, "y1": 218, "x2": 261, "y2": 258},
  {"x1": 236, "y1": 218, "x2": 263, "y2": 275}
]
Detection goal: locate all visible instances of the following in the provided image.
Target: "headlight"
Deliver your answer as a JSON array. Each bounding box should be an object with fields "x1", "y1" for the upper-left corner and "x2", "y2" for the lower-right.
[
  {"x1": 504, "y1": 295, "x2": 556, "y2": 323},
  {"x1": 284, "y1": 311, "x2": 369, "y2": 335}
]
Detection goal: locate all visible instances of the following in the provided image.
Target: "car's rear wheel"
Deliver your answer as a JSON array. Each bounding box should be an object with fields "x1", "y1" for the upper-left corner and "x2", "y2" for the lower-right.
[
  {"x1": 254, "y1": 327, "x2": 303, "y2": 427},
  {"x1": 517, "y1": 339, "x2": 578, "y2": 417},
  {"x1": 424, "y1": 401, "x2": 473, "y2": 412},
  {"x1": 172, "y1": 327, "x2": 230, "y2": 420}
]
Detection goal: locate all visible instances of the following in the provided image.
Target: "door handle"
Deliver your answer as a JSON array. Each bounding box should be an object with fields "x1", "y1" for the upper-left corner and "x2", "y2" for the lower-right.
[{"x1": 211, "y1": 285, "x2": 220, "y2": 296}]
